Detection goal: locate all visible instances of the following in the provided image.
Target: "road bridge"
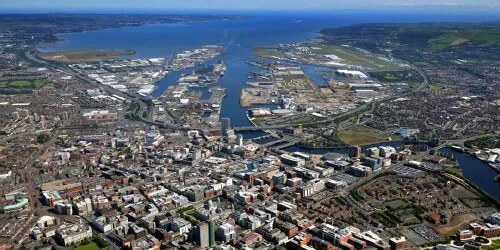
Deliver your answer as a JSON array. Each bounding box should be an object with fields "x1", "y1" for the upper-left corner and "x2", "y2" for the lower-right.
[
  {"x1": 271, "y1": 140, "x2": 300, "y2": 150},
  {"x1": 258, "y1": 138, "x2": 287, "y2": 148}
]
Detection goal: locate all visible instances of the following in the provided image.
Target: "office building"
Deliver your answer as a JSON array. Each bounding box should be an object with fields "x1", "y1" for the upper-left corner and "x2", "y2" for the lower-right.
[
  {"x1": 216, "y1": 223, "x2": 236, "y2": 243},
  {"x1": 221, "y1": 117, "x2": 231, "y2": 136},
  {"x1": 236, "y1": 134, "x2": 243, "y2": 146},
  {"x1": 195, "y1": 222, "x2": 210, "y2": 248},
  {"x1": 365, "y1": 147, "x2": 380, "y2": 157},
  {"x1": 348, "y1": 145, "x2": 362, "y2": 158}
]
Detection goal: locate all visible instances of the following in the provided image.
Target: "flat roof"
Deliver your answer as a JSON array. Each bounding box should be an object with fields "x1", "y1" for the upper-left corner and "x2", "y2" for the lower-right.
[{"x1": 4, "y1": 198, "x2": 28, "y2": 210}]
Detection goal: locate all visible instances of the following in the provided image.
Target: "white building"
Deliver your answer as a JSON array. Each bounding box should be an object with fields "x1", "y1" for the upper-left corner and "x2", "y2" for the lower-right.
[
  {"x1": 56, "y1": 223, "x2": 92, "y2": 246},
  {"x1": 171, "y1": 218, "x2": 192, "y2": 234},
  {"x1": 92, "y1": 216, "x2": 114, "y2": 233}
]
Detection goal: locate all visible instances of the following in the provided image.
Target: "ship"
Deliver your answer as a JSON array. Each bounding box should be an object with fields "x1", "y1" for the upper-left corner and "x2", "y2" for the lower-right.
[{"x1": 213, "y1": 61, "x2": 226, "y2": 76}]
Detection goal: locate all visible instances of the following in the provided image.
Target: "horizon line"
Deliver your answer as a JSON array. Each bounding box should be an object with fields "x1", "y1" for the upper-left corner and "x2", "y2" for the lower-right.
[{"x1": 1, "y1": 7, "x2": 500, "y2": 14}]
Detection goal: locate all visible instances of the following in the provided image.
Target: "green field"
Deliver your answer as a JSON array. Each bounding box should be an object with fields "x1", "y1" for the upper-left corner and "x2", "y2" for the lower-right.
[
  {"x1": 369, "y1": 70, "x2": 423, "y2": 83},
  {"x1": 429, "y1": 84, "x2": 460, "y2": 90},
  {"x1": 254, "y1": 46, "x2": 285, "y2": 59},
  {"x1": 73, "y1": 242, "x2": 98, "y2": 250},
  {"x1": 444, "y1": 167, "x2": 461, "y2": 176},
  {"x1": 483, "y1": 239, "x2": 500, "y2": 250},
  {"x1": 251, "y1": 118, "x2": 268, "y2": 123},
  {"x1": 428, "y1": 29, "x2": 500, "y2": 49},
  {"x1": 464, "y1": 136, "x2": 500, "y2": 149},
  {"x1": 304, "y1": 44, "x2": 400, "y2": 70},
  {"x1": 385, "y1": 199, "x2": 409, "y2": 210},
  {"x1": 255, "y1": 43, "x2": 400, "y2": 70},
  {"x1": 40, "y1": 49, "x2": 135, "y2": 62},
  {"x1": 0, "y1": 79, "x2": 49, "y2": 88},
  {"x1": 337, "y1": 126, "x2": 396, "y2": 145}
]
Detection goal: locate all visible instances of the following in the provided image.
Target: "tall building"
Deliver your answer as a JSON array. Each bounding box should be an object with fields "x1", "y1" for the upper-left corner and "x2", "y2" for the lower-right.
[
  {"x1": 195, "y1": 222, "x2": 210, "y2": 248},
  {"x1": 348, "y1": 145, "x2": 362, "y2": 158},
  {"x1": 208, "y1": 220, "x2": 215, "y2": 247},
  {"x1": 236, "y1": 134, "x2": 243, "y2": 146},
  {"x1": 221, "y1": 117, "x2": 231, "y2": 136},
  {"x1": 41, "y1": 115, "x2": 46, "y2": 129}
]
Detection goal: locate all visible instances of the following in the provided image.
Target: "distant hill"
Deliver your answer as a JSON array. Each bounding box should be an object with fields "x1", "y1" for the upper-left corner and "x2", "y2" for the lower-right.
[{"x1": 319, "y1": 22, "x2": 500, "y2": 63}]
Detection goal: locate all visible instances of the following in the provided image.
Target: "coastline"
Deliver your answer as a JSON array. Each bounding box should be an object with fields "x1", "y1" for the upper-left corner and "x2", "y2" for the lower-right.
[{"x1": 36, "y1": 16, "x2": 246, "y2": 53}]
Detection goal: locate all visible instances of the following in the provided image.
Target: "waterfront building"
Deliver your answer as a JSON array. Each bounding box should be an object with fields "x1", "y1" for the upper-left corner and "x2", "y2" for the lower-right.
[
  {"x1": 280, "y1": 154, "x2": 305, "y2": 167},
  {"x1": 365, "y1": 147, "x2": 380, "y2": 157},
  {"x1": 221, "y1": 117, "x2": 231, "y2": 135},
  {"x1": 348, "y1": 145, "x2": 362, "y2": 158}
]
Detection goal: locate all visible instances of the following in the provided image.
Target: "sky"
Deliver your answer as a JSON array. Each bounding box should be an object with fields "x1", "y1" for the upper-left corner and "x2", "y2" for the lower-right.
[{"x1": 1, "y1": 0, "x2": 499, "y2": 12}]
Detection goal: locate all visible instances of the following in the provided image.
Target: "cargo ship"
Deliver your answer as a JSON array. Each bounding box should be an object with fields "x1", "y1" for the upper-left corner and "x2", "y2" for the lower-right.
[{"x1": 214, "y1": 61, "x2": 226, "y2": 76}]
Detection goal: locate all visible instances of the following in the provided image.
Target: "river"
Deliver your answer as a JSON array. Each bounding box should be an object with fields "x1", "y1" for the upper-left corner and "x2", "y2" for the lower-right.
[{"x1": 440, "y1": 148, "x2": 500, "y2": 200}]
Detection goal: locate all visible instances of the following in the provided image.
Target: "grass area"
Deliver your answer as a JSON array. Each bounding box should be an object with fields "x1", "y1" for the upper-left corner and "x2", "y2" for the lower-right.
[
  {"x1": 255, "y1": 43, "x2": 400, "y2": 70},
  {"x1": 303, "y1": 43, "x2": 400, "y2": 70},
  {"x1": 183, "y1": 209, "x2": 195, "y2": 216},
  {"x1": 0, "y1": 79, "x2": 49, "y2": 88},
  {"x1": 460, "y1": 197, "x2": 492, "y2": 209},
  {"x1": 385, "y1": 199, "x2": 409, "y2": 210},
  {"x1": 337, "y1": 126, "x2": 392, "y2": 145},
  {"x1": 444, "y1": 167, "x2": 461, "y2": 176},
  {"x1": 72, "y1": 242, "x2": 98, "y2": 250},
  {"x1": 428, "y1": 29, "x2": 500, "y2": 49},
  {"x1": 483, "y1": 239, "x2": 500, "y2": 250},
  {"x1": 404, "y1": 217, "x2": 421, "y2": 225},
  {"x1": 464, "y1": 136, "x2": 500, "y2": 149},
  {"x1": 40, "y1": 49, "x2": 135, "y2": 62},
  {"x1": 368, "y1": 70, "x2": 423, "y2": 83},
  {"x1": 429, "y1": 84, "x2": 460, "y2": 90},
  {"x1": 251, "y1": 118, "x2": 268, "y2": 123},
  {"x1": 254, "y1": 46, "x2": 285, "y2": 59},
  {"x1": 373, "y1": 212, "x2": 397, "y2": 228}
]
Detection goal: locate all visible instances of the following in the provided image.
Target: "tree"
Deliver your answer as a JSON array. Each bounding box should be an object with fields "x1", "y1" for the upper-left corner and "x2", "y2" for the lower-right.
[
  {"x1": 93, "y1": 235, "x2": 108, "y2": 248},
  {"x1": 37, "y1": 133, "x2": 50, "y2": 144},
  {"x1": 429, "y1": 149, "x2": 437, "y2": 155}
]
